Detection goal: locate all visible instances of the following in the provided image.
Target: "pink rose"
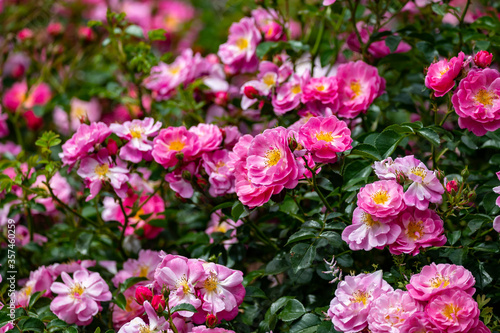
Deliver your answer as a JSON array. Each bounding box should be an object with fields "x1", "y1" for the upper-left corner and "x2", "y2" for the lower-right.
[
  {"x1": 357, "y1": 180, "x2": 406, "y2": 218},
  {"x1": 425, "y1": 51, "x2": 465, "y2": 97}
]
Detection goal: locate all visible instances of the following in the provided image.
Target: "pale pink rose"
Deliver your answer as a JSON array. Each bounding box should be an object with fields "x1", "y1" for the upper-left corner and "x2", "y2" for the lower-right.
[
  {"x1": 425, "y1": 52, "x2": 465, "y2": 97},
  {"x1": 152, "y1": 126, "x2": 201, "y2": 168},
  {"x1": 165, "y1": 161, "x2": 199, "y2": 199},
  {"x1": 347, "y1": 24, "x2": 411, "y2": 59},
  {"x1": 59, "y1": 122, "x2": 112, "y2": 168},
  {"x1": 336, "y1": 61, "x2": 386, "y2": 118},
  {"x1": 425, "y1": 289, "x2": 479, "y2": 333},
  {"x1": 155, "y1": 256, "x2": 205, "y2": 317},
  {"x1": 118, "y1": 301, "x2": 169, "y2": 333},
  {"x1": 48, "y1": 260, "x2": 96, "y2": 277},
  {"x1": 202, "y1": 149, "x2": 235, "y2": 197},
  {"x1": 298, "y1": 115, "x2": 353, "y2": 163},
  {"x1": 246, "y1": 127, "x2": 300, "y2": 189},
  {"x1": 112, "y1": 250, "x2": 162, "y2": 287},
  {"x1": 251, "y1": 8, "x2": 284, "y2": 41},
  {"x1": 15, "y1": 266, "x2": 54, "y2": 307},
  {"x1": 14, "y1": 225, "x2": 47, "y2": 247},
  {"x1": 357, "y1": 180, "x2": 406, "y2": 218},
  {"x1": 389, "y1": 207, "x2": 446, "y2": 256},
  {"x1": 152, "y1": 0, "x2": 195, "y2": 33},
  {"x1": 372, "y1": 157, "x2": 399, "y2": 180},
  {"x1": 398, "y1": 311, "x2": 443, "y2": 333},
  {"x1": 494, "y1": 215, "x2": 500, "y2": 233},
  {"x1": 50, "y1": 269, "x2": 112, "y2": 326},
  {"x1": 301, "y1": 76, "x2": 339, "y2": 113},
  {"x1": 110, "y1": 117, "x2": 162, "y2": 163},
  {"x1": 328, "y1": 270, "x2": 393, "y2": 333},
  {"x1": 241, "y1": 64, "x2": 278, "y2": 110},
  {"x1": 69, "y1": 97, "x2": 101, "y2": 131},
  {"x1": 189, "y1": 123, "x2": 223, "y2": 154},
  {"x1": 367, "y1": 290, "x2": 423, "y2": 333},
  {"x1": 406, "y1": 263, "x2": 476, "y2": 301},
  {"x1": 53, "y1": 106, "x2": 70, "y2": 135},
  {"x1": 272, "y1": 73, "x2": 306, "y2": 115},
  {"x1": 342, "y1": 207, "x2": 401, "y2": 251},
  {"x1": 198, "y1": 262, "x2": 245, "y2": 316},
  {"x1": 206, "y1": 210, "x2": 243, "y2": 249},
  {"x1": 111, "y1": 288, "x2": 145, "y2": 330},
  {"x1": 218, "y1": 17, "x2": 261, "y2": 74},
  {"x1": 452, "y1": 68, "x2": 500, "y2": 136},
  {"x1": 77, "y1": 149, "x2": 129, "y2": 201}
]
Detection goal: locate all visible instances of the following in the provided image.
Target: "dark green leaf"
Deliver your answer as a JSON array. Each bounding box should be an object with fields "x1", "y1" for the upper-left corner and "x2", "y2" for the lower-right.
[
  {"x1": 170, "y1": 303, "x2": 198, "y2": 314},
  {"x1": 417, "y1": 128, "x2": 440, "y2": 146},
  {"x1": 385, "y1": 35, "x2": 402, "y2": 53},
  {"x1": 278, "y1": 299, "x2": 306, "y2": 322},
  {"x1": 290, "y1": 243, "x2": 316, "y2": 273},
  {"x1": 349, "y1": 143, "x2": 381, "y2": 160},
  {"x1": 289, "y1": 313, "x2": 321, "y2": 333}
]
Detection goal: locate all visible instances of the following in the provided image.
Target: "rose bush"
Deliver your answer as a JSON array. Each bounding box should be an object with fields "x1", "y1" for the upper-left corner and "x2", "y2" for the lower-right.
[{"x1": 1, "y1": 0, "x2": 500, "y2": 332}]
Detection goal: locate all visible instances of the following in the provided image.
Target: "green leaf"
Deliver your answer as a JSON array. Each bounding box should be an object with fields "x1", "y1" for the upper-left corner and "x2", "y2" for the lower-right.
[
  {"x1": 431, "y1": 3, "x2": 447, "y2": 16},
  {"x1": 20, "y1": 317, "x2": 45, "y2": 332},
  {"x1": 461, "y1": 135, "x2": 478, "y2": 149},
  {"x1": 375, "y1": 130, "x2": 405, "y2": 158},
  {"x1": 475, "y1": 262, "x2": 493, "y2": 289},
  {"x1": 232, "y1": 201, "x2": 249, "y2": 221},
  {"x1": 125, "y1": 25, "x2": 144, "y2": 38},
  {"x1": 385, "y1": 35, "x2": 402, "y2": 53},
  {"x1": 94, "y1": 328, "x2": 101, "y2": 333},
  {"x1": 170, "y1": 303, "x2": 198, "y2": 314},
  {"x1": 290, "y1": 243, "x2": 316, "y2": 273},
  {"x1": 266, "y1": 252, "x2": 290, "y2": 275},
  {"x1": 286, "y1": 229, "x2": 317, "y2": 246},
  {"x1": 319, "y1": 231, "x2": 342, "y2": 247},
  {"x1": 289, "y1": 313, "x2": 321, "y2": 333},
  {"x1": 471, "y1": 16, "x2": 500, "y2": 31},
  {"x1": 120, "y1": 277, "x2": 149, "y2": 293},
  {"x1": 417, "y1": 128, "x2": 440, "y2": 146},
  {"x1": 148, "y1": 29, "x2": 167, "y2": 41},
  {"x1": 349, "y1": 143, "x2": 381, "y2": 160},
  {"x1": 245, "y1": 286, "x2": 268, "y2": 299},
  {"x1": 210, "y1": 201, "x2": 234, "y2": 213},
  {"x1": 278, "y1": 299, "x2": 306, "y2": 322},
  {"x1": 256, "y1": 41, "x2": 277, "y2": 58},
  {"x1": 28, "y1": 291, "x2": 43, "y2": 309},
  {"x1": 448, "y1": 230, "x2": 461, "y2": 245},
  {"x1": 416, "y1": 41, "x2": 438, "y2": 63},
  {"x1": 114, "y1": 293, "x2": 127, "y2": 311},
  {"x1": 75, "y1": 232, "x2": 93, "y2": 255},
  {"x1": 279, "y1": 197, "x2": 299, "y2": 215}
]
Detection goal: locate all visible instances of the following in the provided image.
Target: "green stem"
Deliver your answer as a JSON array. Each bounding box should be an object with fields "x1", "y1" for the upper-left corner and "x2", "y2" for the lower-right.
[
  {"x1": 118, "y1": 197, "x2": 130, "y2": 244},
  {"x1": 302, "y1": 157, "x2": 334, "y2": 212},
  {"x1": 127, "y1": 179, "x2": 165, "y2": 218},
  {"x1": 310, "y1": 9, "x2": 326, "y2": 75},
  {"x1": 244, "y1": 217, "x2": 280, "y2": 251}
]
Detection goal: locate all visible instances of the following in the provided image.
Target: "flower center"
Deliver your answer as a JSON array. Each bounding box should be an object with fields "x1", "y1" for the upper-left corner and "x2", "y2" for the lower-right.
[
  {"x1": 236, "y1": 37, "x2": 249, "y2": 50},
  {"x1": 262, "y1": 73, "x2": 276, "y2": 87},
  {"x1": 215, "y1": 161, "x2": 226, "y2": 171},
  {"x1": 23, "y1": 285, "x2": 33, "y2": 296},
  {"x1": 177, "y1": 276, "x2": 191, "y2": 295},
  {"x1": 70, "y1": 283, "x2": 85, "y2": 298},
  {"x1": 95, "y1": 163, "x2": 109, "y2": 177},
  {"x1": 474, "y1": 89, "x2": 497, "y2": 107},
  {"x1": 316, "y1": 85, "x2": 325, "y2": 92},
  {"x1": 442, "y1": 304, "x2": 461, "y2": 320},
  {"x1": 350, "y1": 81, "x2": 361, "y2": 99},
  {"x1": 139, "y1": 325, "x2": 152, "y2": 333},
  {"x1": 351, "y1": 290, "x2": 370, "y2": 305},
  {"x1": 138, "y1": 264, "x2": 149, "y2": 278},
  {"x1": 411, "y1": 167, "x2": 427, "y2": 181},
  {"x1": 362, "y1": 212, "x2": 378, "y2": 227},
  {"x1": 169, "y1": 140, "x2": 185, "y2": 151},
  {"x1": 130, "y1": 125, "x2": 144, "y2": 139},
  {"x1": 315, "y1": 131, "x2": 341, "y2": 142},
  {"x1": 291, "y1": 84, "x2": 301, "y2": 95},
  {"x1": 265, "y1": 148, "x2": 281, "y2": 167},
  {"x1": 430, "y1": 274, "x2": 450, "y2": 289},
  {"x1": 73, "y1": 106, "x2": 87, "y2": 120},
  {"x1": 204, "y1": 272, "x2": 219, "y2": 293},
  {"x1": 164, "y1": 15, "x2": 179, "y2": 30},
  {"x1": 372, "y1": 190, "x2": 390, "y2": 205},
  {"x1": 169, "y1": 66, "x2": 181, "y2": 75},
  {"x1": 125, "y1": 297, "x2": 133, "y2": 312},
  {"x1": 439, "y1": 66, "x2": 449, "y2": 76},
  {"x1": 406, "y1": 220, "x2": 424, "y2": 241}
]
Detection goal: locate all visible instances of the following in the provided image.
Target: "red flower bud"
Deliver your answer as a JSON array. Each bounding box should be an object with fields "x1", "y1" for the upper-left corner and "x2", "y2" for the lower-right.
[
  {"x1": 107, "y1": 139, "x2": 119, "y2": 156},
  {"x1": 47, "y1": 22, "x2": 63, "y2": 36},
  {"x1": 24, "y1": 110, "x2": 43, "y2": 130},
  {"x1": 206, "y1": 313, "x2": 218, "y2": 328},
  {"x1": 474, "y1": 50, "x2": 493, "y2": 68},
  {"x1": 243, "y1": 85, "x2": 259, "y2": 99},
  {"x1": 135, "y1": 286, "x2": 153, "y2": 305},
  {"x1": 78, "y1": 26, "x2": 95, "y2": 41},
  {"x1": 151, "y1": 295, "x2": 165, "y2": 312},
  {"x1": 214, "y1": 91, "x2": 228, "y2": 106},
  {"x1": 446, "y1": 179, "x2": 458, "y2": 193},
  {"x1": 17, "y1": 28, "x2": 33, "y2": 41}
]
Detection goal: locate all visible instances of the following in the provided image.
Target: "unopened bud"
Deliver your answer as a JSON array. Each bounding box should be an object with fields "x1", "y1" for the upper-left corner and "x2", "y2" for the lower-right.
[
  {"x1": 17, "y1": 28, "x2": 33, "y2": 41},
  {"x1": 151, "y1": 295, "x2": 165, "y2": 312},
  {"x1": 243, "y1": 85, "x2": 259, "y2": 99},
  {"x1": 135, "y1": 286, "x2": 153, "y2": 305},
  {"x1": 446, "y1": 180, "x2": 458, "y2": 193},
  {"x1": 176, "y1": 152, "x2": 184, "y2": 161},
  {"x1": 474, "y1": 50, "x2": 493, "y2": 68},
  {"x1": 181, "y1": 169, "x2": 192, "y2": 181},
  {"x1": 214, "y1": 91, "x2": 228, "y2": 106},
  {"x1": 107, "y1": 139, "x2": 118, "y2": 156},
  {"x1": 206, "y1": 313, "x2": 218, "y2": 328}
]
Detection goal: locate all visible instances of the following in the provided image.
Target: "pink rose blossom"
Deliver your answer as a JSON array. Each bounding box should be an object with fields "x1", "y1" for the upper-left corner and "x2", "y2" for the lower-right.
[
  {"x1": 298, "y1": 115, "x2": 353, "y2": 163},
  {"x1": 152, "y1": 126, "x2": 201, "y2": 168},
  {"x1": 452, "y1": 68, "x2": 500, "y2": 136},
  {"x1": 494, "y1": 215, "x2": 500, "y2": 233},
  {"x1": 328, "y1": 270, "x2": 393, "y2": 333},
  {"x1": 189, "y1": 123, "x2": 223, "y2": 154},
  {"x1": 155, "y1": 256, "x2": 205, "y2": 317},
  {"x1": 2, "y1": 81, "x2": 51, "y2": 111},
  {"x1": 246, "y1": 127, "x2": 300, "y2": 189},
  {"x1": 70, "y1": 97, "x2": 101, "y2": 131},
  {"x1": 77, "y1": 149, "x2": 129, "y2": 201},
  {"x1": 165, "y1": 161, "x2": 199, "y2": 199},
  {"x1": 15, "y1": 266, "x2": 54, "y2": 307},
  {"x1": 399, "y1": 311, "x2": 443, "y2": 333},
  {"x1": 112, "y1": 250, "x2": 161, "y2": 287},
  {"x1": 367, "y1": 290, "x2": 423, "y2": 333},
  {"x1": 251, "y1": 8, "x2": 284, "y2": 42},
  {"x1": 389, "y1": 207, "x2": 446, "y2": 256},
  {"x1": 3, "y1": 52, "x2": 30, "y2": 78},
  {"x1": 425, "y1": 289, "x2": 479, "y2": 333},
  {"x1": 111, "y1": 288, "x2": 145, "y2": 330},
  {"x1": 50, "y1": 269, "x2": 112, "y2": 326},
  {"x1": 467, "y1": 321, "x2": 492, "y2": 333},
  {"x1": 425, "y1": 52, "x2": 465, "y2": 97},
  {"x1": 206, "y1": 210, "x2": 243, "y2": 249},
  {"x1": 342, "y1": 207, "x2": 401, "y2": 251},
  {"x1": 474, "y1": 50, "x2": 493, "y2": 68},
  {"x1": 118, "y1": 301, "x2": 169, "y2": 333},
  {"x1": 406, "y1": 263, "x2": 476, "y2": 301},
  {"x1": 59, "y1": 122, "x2": 112, "y2": 168},
  {"x1": 48, "y1": 260, "x2": 96, "y2": 278},
  {"x1": 336, "y1": 61, "x2": 386, "y2": 118},
  {"x1": 347, "y1": 25, "x2": 411, "y2": 58},
  {"x1": 323, "y1": 0, "x2": 336, "y2": 5},
  {"x1": 202, "y1": 149, "x2": 235, "y2": 197},
  {"x1": 357, "y1": 180, "x2": 406, "y2": 218},
  {"x1": 218, "y1": 17, "x2": 261, "y2": 74},
  {"x1": 372, "y1": 157, "x2": 399, "y2": 180},
  {"x1": 301, "y1": 76, "x2": 339, "y2": 113},
  {"x1": 110, "y1": 117, "x2": 162, "y2": 163},
  {"x1": 272, "y1": 74, "x2": 306, "y2": 115}
]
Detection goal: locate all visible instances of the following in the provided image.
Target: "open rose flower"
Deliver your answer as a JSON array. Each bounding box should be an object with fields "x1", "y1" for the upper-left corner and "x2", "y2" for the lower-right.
[
  {"x1": 357, "y1": 180, "x2": 406, "y2": 218},
  {"x1": 425, "y1": 52, "x2": 464, "y2": 97},
  {"x1": 152, "y1": 126, "x2": 201, "y2": 168}
]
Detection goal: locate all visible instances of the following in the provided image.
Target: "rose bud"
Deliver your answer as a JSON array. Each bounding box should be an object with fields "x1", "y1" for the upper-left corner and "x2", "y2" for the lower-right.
[
  {"x1": 151, "y1": 295, "x2": 165, "y2": 312},
  {"x1": 206, "y1": 313, "x2": 218, "y2": 328},
  {"x1": 135, "y1": 286, "x2": 153, "y2": 305},
  {"x1": 474, "y1": 50, "x2": 493, "y2": 68},
  {"x1": 17, "y1": 28, "x2": 33, "y2": 41},
  {"x1": 243, "y1": 85, "x2": 259, "y2": 99},
  {"x1": 47, "y1": 22, "x2": 63, "y2": 36},
  {"x1": 446, "y1": 179, "x2": 458, "y2": 193},
  {"x1": 106, "y1": 138, "x2": 119, "y2": 156}
]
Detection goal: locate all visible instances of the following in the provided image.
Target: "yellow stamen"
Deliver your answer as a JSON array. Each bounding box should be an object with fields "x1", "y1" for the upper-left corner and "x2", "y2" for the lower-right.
[
  {"x1": 169, "y1": 66, "x2": 181, "y2": 75},
  {"x1": 95, "y1": 164, "x2": 109, "y2": 177},
  {"x1": 316, "y1": 85, "x2": 325, "y2": 92},
  {"x1": 265, "y1": 149, "x2": 281, "y2": 167},
  {"x1": 350, "y1": 81, "x2": 361, "y2": 99},
  {"x1": 72, "y1": 106, "x2": 87, "y2": 120},
  {"x1": 442, "y1": 304, "x2": 460, "y2": 320},
  {"x1": 236, "y1": 38, "x2": 249, "y2": 50},
  {"x1": 139, "y1": 325, "x2": 152, "y2": 333},
  {"x1": 204, "y1": 272, "x2": 219, "y2": 292},
  {"x1": 214, "y1": 224, "x2": 228, "y2": 233},
  {"x1": 262, "y1": 73, "x2": 276, "y2": 87},
  {"x1": 362, "y1": 213, "x2": 378, "y2": 227},
  {"x1": 24, "y1": 285, "x2": 33, "y2": 296},
  {"x1": 406, "y1": 220, "x2": 424, "y2": 241},
  {"x1": 430, "y1": 274, "x2": 450, "y2": 289},
  {"x1": 168, "y1": 140, "x2": 185, "y2": 151},
  {"x1": 411, "y1": 167, "x2": 427, "y2": 181},
  {"x1": 130, "y1": 125, "x2": 144, "y2": 139},
  {"x1": 351, "y1": 290, "x2": 369, "y2": 305},
  {"x1": 315, "y1": 131, "x2": 341, "y2": 142},
  {"x1": 291, "y1": 84, "x2": 301, "y2": 94},
  {"x1": 178, "y1": 276, "x2": 191, "y2": 295},
  {"x1": 70, "y1": 283, "x2": 85, "y2": 298},
  {"x1": 138, "y1": 264, "x2": 149, "y2": 278},
  {"x1": 439, "y1": 66, "x2": 449, "y2": 76},
  {"x1": 372, "y1": 190, "x2": 390, "y2": 205},
  {"x1": 474, "y1": 89, "x2": 497, "y2": 107}
]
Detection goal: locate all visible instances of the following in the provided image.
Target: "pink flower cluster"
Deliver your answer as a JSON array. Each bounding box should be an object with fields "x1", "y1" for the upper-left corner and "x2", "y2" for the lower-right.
[
  {"x1": 328, "y1": 265, "x2": 489, "y2": 333},
  {"x1": 342, "y1": 155, "x2": 446, "y2": 255},
  {"x1": 230, "y1": 115, "x2": 352, "y2": 208}
]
